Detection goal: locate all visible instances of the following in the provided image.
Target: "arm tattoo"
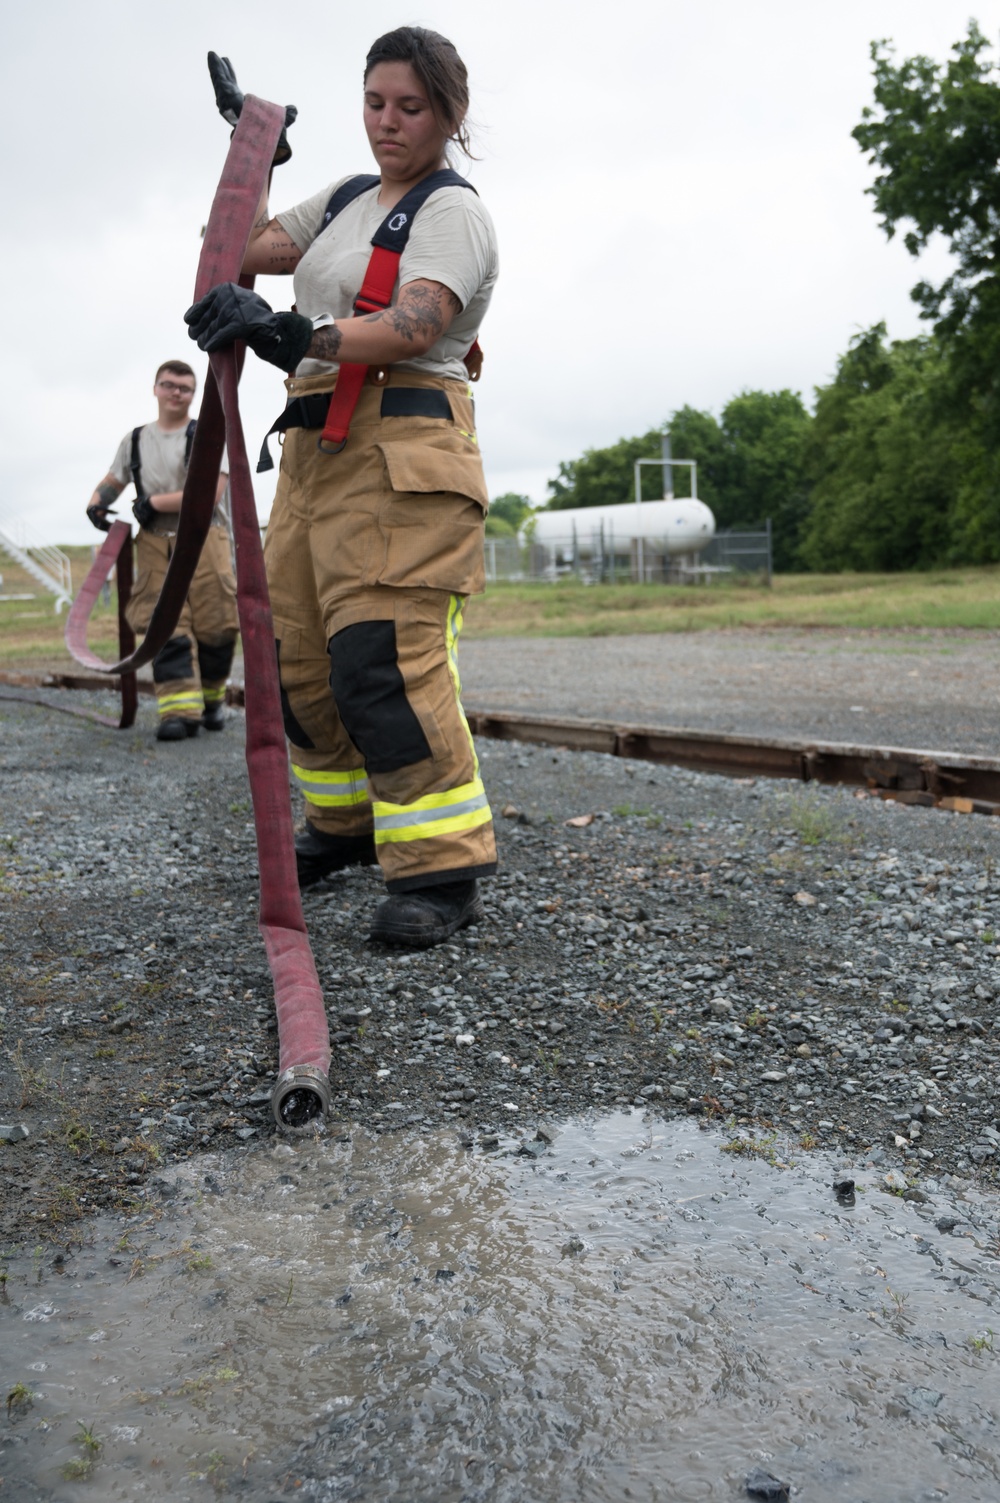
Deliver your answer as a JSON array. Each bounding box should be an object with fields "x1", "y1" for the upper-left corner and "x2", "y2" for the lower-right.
[
  {"x1": 384, "y1": 285, "x2": 447, "y2": 344},
  {"x1": 254, "y1": 211, "x2": 271, "y2": 229},
  {"x1": 97, "y1": 482, "x2": 121, "y2": 507},
  {"x1": 310, "y1": 324, "x2": 344, "y2": 362}
]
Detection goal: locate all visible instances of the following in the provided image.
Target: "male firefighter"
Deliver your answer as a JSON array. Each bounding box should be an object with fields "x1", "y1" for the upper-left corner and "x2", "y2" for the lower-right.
[{"x1": 86, "y1": 360, "x2": 239, "y2": 740}]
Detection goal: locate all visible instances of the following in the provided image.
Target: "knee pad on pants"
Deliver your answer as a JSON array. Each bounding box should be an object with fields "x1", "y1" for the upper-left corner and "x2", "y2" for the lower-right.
[
  {"x1": 198, "y1": 636, "x2": 235, "y2": 684},
  {"x1": 153, "y1": 635, "x2": 194, "y2": 683},
  {"x1": 328, "y1": 620, "x2": 431, "y2": 774}
]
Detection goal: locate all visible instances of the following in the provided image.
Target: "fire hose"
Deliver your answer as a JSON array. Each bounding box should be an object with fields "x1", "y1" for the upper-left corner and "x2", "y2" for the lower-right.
[{"x1": 64, "y1": 97, "x2": 331, "y2": 1128}]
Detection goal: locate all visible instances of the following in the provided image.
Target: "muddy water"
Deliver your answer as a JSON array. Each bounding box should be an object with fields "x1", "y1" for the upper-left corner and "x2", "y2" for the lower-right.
[{"x1": 4, "y1": 1113, "x2": 1000, "y2": 1502}]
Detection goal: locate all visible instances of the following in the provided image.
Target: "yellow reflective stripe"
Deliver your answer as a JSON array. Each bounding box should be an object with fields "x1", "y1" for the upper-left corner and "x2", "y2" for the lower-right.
[
  {"x1": 445, "y1": 593, "x2": 479, "y2": 773},
  {"x1": 157, "y1": 692, "x2": 203, "y2": 715},
  {"x1": 292, "y1": 765, "x2": 369, "y2": 807},
  {"x1": 457, "y1": 428, "x2": 478, "y2": 445},
  {"x1": 372, "y1": 776, "x2": 491, "y2": 844},
  {"x1": 375, "y1": 804, "x2": 493, "y2": 845},
  {"x1": 373, "y1": 776, "x2": 485, "y2": 822},
  {"x1": 203, "y1": 687, "x2": 226, "y2": 704}
]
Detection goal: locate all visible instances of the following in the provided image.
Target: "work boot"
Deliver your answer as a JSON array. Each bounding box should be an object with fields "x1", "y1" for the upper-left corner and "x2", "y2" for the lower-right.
[
  {"x1": 295, "y1": 821, "x2": 377, "y2": 888},
  {"x1": 202, "y1": 702, "x2": 226, "y2": 731},
  {"x1": 370, "y1": 879, "x2": 484, "y2": 949},
  {"x1": 156, "y1": 717, "x2": 200, "y2": 742}
]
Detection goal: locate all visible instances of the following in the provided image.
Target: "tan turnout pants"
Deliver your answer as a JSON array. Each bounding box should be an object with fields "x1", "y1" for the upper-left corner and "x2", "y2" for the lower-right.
[
  {"x1": 264, "y1": 368, "x2": 497, "y2": 892},
  {"x1": 126, "y1": 526, "x2": 239, "y2": 722}
]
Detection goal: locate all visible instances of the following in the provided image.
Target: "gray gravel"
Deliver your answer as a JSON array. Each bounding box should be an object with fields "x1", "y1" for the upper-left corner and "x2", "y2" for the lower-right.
[
  {"x1": 461, "y1": 628, "x2": 1000, "y2": 753},
  {"x1": 1, "y1": 677, "x2": 999, "y2": 1248}
]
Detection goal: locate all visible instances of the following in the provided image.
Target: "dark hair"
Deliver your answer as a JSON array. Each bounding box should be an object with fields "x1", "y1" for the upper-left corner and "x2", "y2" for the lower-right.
[
  {"x1": 155, "y1": 359, "x2": 196, "y2": 385},
  {"x1": 365, "y1": 26, "x2": 473, "y2": 157}
]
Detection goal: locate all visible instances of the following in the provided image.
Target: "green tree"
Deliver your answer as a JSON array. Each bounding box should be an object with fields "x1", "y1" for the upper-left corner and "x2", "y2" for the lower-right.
[
  {"x1": 853, "y1": 22, "x2": 1000, "y2": 437},
  {"x1": 546, "y1": 427, "x2": 667, "y2": 509},
  {"x1": 799, "y1": 325, "x2": 959, "y2": 570},
  {"x1": 487, "y1": 492, "x2": 534, "y2": 531}
]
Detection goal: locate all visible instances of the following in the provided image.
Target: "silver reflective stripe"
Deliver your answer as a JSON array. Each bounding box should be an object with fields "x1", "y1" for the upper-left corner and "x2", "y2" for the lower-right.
[{"x1": 374, "y1": 789, "x2": 489, "y2": 831}]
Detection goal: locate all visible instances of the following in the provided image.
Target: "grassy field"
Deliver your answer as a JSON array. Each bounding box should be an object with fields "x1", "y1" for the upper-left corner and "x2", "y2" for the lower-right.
[
  {"x1": 1, "y1": 549, "x2": 997, "y2": 673},
  {"x1": 462, "y1": 566, "x2": 1000, "y2": 638}
]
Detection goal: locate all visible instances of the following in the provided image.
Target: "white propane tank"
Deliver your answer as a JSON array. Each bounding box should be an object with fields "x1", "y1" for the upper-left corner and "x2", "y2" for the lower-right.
[{"x1": 529, "y1": 497, "x2": 715, "y2": 558}]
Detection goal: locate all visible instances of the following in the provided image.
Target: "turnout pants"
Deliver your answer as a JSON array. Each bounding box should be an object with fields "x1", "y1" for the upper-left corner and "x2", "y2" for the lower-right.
[
  {"x1": 126, "y1": 526, "x2": 239, "y2": 723},
  {"x1": 264, "y1": 368, "x2": 497, "y2": 892}
]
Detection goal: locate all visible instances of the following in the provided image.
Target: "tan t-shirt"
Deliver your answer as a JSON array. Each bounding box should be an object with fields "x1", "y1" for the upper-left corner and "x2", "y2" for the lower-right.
[
  {"x1": 109, "y1": 423, "x2": 229, "y2": 536},
  {"x1": 277, "y1": 177, "x2": 498, "y2": 380}
]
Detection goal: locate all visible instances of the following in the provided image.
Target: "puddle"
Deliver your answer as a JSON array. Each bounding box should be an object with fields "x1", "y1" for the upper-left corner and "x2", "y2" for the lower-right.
[{"x1": 3, "y1": 1112, "x2": 999, "y2": 1501}]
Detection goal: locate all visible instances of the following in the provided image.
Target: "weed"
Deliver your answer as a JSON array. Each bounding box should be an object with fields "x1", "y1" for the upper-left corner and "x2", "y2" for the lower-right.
[
  {"x1": 187, "y1": 1253, "x2": 213, "y2": 1272},
  {"x1": 61, "y1": 1457, "x2": 93, "y2": 1481},
  {"x1": 889, "y1": 998, "x2": 909, "y2": 1013},
  {"x1": 76, "y1": 1421, "x2": 102, "y2": 1455},
  {"x1": 720, "y1": 1129, "x2": 783, "y2": 1167},
  {"x1": 882, "y1": 1287, "x2": 909, "y2": 1317},
  {"x1": 94, "y1": 1047, "x2": 116, "y2": 1059},
  {"x1": 9, "y1": 1041, "x2": 44, "y2": 1108},
  {"x1": 649, "y1": 1006, "x2": 664, "y2": 1032},
  {"x1": 6, "y1": 1381, "x2": 32, "y2": 1416},
  {"x1": 798, "y1": 1133, "x2": 818, "y2": 1150},
  {"x1": 229, "y1": 800, "x2": 250, "y2": 814},
  {"x1": 685, "y1": 1027, "x2": 700, "y2": 1040},
  {"x1": 982, "y1": 930, "x2": 996, "y2": 945},
  {"x1": 744, "y1": 1007, "x2": 766, "y2": 1031},
  {"x1": 62, "y1": 1118, "x2": 94, "y2": 1156},
  {"x1": 644, "y1": 813, "x2": 663, "y2": 829},
  {"x1": 970, "y1": 1328, "x2": 995, "y2": 1353}
]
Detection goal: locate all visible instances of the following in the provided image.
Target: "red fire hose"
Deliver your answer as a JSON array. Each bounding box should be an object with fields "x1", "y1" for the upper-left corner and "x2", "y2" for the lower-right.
[{"x1": 66, "y1": 97, "x2": 331, "y2": 1127}]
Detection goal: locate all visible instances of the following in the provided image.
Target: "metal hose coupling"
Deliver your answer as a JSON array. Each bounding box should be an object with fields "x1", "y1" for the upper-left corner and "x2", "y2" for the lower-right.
[{"x1": 271, "y1": 1064, "x2": 331, "y2": 1128}]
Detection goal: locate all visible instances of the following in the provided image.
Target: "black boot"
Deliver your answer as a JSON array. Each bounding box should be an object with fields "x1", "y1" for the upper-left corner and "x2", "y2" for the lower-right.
[
  {"x1": 202, "y1": 701, "x2": 226, "y2": 731},
  {"x1": 370, "y1": 879, "x2": 484, "y2": 948},
  {"x1": 295, "y1": 821, "x2": 377, "y2": 888},
  {"x1": 157, "y1": 716, "x2": 200, "y2": 742}
]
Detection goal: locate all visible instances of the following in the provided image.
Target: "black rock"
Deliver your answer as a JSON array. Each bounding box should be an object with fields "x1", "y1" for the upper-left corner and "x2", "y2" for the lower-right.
[
  {"x1": 745, "y1": 1467, "x2": 790, "y2": 1501},
  {"x1": 832, "y1": 1178, "x2": 855, "y2": 1205}
]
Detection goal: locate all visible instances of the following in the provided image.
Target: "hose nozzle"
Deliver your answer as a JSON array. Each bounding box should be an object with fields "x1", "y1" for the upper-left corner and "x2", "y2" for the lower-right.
[{"x1": 271, "y1": 1064, "x2": 330, "y2": 1128}]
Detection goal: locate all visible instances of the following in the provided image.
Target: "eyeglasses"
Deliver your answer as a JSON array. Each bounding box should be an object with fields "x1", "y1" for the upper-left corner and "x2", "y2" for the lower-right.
[{"x1": 157, "y1": 380, "x2": 196, "y2": 395}]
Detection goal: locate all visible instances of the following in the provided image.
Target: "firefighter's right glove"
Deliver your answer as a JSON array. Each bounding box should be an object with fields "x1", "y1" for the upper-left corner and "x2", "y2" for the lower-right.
[
  {"x1": 86, "y1": 503, "x2": 115, "y2": 533},
  {"x1": 132, "y1": 496, "x2": 158, "y2": 531},
  {"x1": 207, "y1": 52, "x2": 297, "y2": 164},
  {"x1": 185, "y1": 283, "x2": 314, "y2": 371}
]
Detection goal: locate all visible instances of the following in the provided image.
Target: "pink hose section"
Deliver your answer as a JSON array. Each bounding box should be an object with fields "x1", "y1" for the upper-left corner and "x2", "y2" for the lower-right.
[
  {"x1": 204, "y1": 98, "x2": 331, "y2": 1085},
  {"x1": 73, "y1": 97, "x2": 330, "y2": 1091},
  {"x1": 64, "y1": 520, "x2": 138, "y2": 727}
]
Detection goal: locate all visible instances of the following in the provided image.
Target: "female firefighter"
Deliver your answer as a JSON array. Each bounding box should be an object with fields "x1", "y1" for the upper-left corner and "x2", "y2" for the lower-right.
[{"x1": 186, "y1": 26, "x2": 498, "y2": 949}]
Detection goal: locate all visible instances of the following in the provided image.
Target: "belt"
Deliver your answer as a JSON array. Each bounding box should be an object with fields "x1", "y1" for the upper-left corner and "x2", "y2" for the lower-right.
[{"x1": 257, "y1": 386, "x2": 453, "y2": 473}]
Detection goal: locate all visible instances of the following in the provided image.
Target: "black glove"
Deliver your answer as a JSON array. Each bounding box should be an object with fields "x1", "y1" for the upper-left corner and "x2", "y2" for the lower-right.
[
  {"x1": 132, "y1": 496, "x2": 158, "y2": 531},
  {"x1": 185, "y1": 283, "x2": 314, "y2": 370},
  {"x1": 207, "y1": 51, "x2": 297, "y2": 164},
  {"x1": 87, "y1": 503, "x2": 116, "y2": 533}
]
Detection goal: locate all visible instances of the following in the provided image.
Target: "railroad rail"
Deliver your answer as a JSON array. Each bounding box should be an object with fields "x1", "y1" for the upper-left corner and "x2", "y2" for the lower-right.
[{"x1": 1, "y1": 673, "x2": 998, "y2": 816}]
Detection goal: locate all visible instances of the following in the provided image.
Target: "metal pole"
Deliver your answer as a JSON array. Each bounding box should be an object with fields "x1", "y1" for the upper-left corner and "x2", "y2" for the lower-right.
[
  {"x1": 633, "y1": 459, "x2": 644, "y2": 583},
  {"x1": 662, "y1": 433, "x2": 673, "y2": 499}
]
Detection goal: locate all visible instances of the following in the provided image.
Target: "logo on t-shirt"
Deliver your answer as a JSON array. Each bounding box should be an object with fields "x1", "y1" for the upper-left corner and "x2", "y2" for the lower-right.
[{"x1": 388, "y1": 212, "x2": 408, "y2": 232}]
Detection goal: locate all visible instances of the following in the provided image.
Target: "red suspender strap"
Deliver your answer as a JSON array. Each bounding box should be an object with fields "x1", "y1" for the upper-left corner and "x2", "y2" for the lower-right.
[{"x1": 318, "y1": 244, "x2": 400, "y2": 453}]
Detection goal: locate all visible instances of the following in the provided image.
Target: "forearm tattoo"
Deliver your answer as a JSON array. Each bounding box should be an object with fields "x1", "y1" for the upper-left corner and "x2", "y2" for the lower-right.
[
  {"x1": 310, "y1": 324, "x2": 344, "y2": 362},
  {"x1": 97, "y1": 482, "x2": 121, "y2": 508}
]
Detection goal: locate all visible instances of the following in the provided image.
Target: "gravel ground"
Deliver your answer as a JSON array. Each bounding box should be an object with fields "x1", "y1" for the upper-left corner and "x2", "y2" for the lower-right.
[
  {"x1": 1, "y1": 679, "x2": 999, "y2": 1251},
  {"x1": 460, "y1": 628, "x2": 1000, "y2": 753}
]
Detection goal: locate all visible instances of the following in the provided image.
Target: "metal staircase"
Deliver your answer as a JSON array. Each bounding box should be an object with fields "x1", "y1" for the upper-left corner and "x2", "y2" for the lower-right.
[{"x1": 0, "y1": 508, "x2": 73, "y2": 612}]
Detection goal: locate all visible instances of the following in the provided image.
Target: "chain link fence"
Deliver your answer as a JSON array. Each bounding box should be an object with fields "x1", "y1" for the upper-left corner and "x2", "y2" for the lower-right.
[{"x1": 484, "y1": 523, "x2": 772, "y2": 586}]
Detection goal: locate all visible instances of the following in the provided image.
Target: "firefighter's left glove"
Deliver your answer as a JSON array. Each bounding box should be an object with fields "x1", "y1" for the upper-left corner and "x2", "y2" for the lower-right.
[
  {"x1": 86, "y1": 503, "x2": 115, "y2": 533},
  {"x1": 132, "y1": 496, "x2": 158, "y2": 531},
  {"x1": 207, "y1": 52, "x2": 297, "y2": 164},
  {"x1": 185, "y1": 283, "x2": 314, "y2": 371}
]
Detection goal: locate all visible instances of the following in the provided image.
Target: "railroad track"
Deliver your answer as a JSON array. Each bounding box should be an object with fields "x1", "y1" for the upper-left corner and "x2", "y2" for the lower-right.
[{"x1": 2, "y1": 671, "x2": 998, "y2": 817}]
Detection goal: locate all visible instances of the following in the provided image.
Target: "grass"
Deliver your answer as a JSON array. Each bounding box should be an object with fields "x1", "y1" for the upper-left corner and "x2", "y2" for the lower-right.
[
  {"x1": 3, "y1": 553, "x2": 997, "y2": 673},
  {"x1": 462, "y1": 566, "x2": 1000, "y2": 638}
]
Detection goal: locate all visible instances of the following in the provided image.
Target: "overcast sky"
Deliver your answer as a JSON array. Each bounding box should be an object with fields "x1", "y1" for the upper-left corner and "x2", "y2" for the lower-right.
[{"x1": 1, "y1": 0, "x2": 995, "y2": 545}]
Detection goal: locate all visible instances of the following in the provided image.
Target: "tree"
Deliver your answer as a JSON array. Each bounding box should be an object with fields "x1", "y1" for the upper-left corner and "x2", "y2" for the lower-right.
[
  {"x1": 546, "y1": 427, "x2": 667, "y2": 510},
  {"x1": 487, "y1": 492, "x2": 534, "y2": 531},
  {"x1": 799, "y1": 325, "x2": 959, "y2": 570},
  {"x1": 853, "y1": 23, "x2": 1000, "y2": 437}
]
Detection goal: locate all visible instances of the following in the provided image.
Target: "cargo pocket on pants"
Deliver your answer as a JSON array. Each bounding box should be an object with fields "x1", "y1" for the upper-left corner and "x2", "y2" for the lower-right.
[{"x1": 375, "y1": 436, "x2": 488, "y2": 595}]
